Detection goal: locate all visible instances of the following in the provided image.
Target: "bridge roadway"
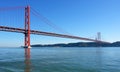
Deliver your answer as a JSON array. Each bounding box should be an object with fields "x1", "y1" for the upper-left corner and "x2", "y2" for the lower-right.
[{"x1": 0, "y1": 26, "x2": 109, "y2": 43}]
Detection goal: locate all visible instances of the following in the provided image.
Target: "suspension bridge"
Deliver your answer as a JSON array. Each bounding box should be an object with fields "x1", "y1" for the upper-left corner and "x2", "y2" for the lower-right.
[{"x1": 0, "y1": 6, "x2": 109, "y2": 58}]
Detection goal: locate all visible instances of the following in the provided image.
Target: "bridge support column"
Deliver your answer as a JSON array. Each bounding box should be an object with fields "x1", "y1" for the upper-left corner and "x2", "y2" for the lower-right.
[
  {"x1": 97, "y1": 32, "x2": 101, "y2": 47},
  {"x1": 24, "y1": 5, "x2": 31, "y2": 48}
]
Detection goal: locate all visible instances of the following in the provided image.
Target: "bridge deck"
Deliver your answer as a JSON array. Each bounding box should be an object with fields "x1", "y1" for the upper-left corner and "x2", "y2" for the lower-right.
[{"x1": 0, "y1": 26, "x2": 109, "y2": 43}]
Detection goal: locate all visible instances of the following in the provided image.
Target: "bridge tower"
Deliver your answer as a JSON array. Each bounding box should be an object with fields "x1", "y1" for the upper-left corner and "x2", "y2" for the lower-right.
[
  {"x1": 24, "y1": 6, "x2": 31, "y2": 58},
  {"x1": 24, "y1": 6, "x2": 31, "y2": 48},
  {"x1": 97, "y1": 32, "x2": 101, "y2": 41},
  {"x1": 97, "y1": 32, "x2": 101, "y2": 47}
]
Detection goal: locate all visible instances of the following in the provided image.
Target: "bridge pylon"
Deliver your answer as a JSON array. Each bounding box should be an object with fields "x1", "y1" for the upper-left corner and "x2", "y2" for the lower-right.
[{"x1": 24, "y1": 5, "x2": 31, "y2": 48}]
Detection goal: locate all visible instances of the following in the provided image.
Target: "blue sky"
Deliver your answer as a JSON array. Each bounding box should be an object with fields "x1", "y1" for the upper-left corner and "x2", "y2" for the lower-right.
[{"x1": 0, "y1": 0, "x2": 120, "y2": 47}]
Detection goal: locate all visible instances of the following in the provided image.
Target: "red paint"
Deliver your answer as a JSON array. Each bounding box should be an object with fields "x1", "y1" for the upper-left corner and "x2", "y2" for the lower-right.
[{"x1": 25, "y1": 6, "x2": 31, "y2": 48}]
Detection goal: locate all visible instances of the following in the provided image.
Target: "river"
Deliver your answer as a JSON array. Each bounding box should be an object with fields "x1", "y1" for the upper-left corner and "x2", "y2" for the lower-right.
[{"x1": 0, "y1": 47, "x2": 120, "y2": 72}]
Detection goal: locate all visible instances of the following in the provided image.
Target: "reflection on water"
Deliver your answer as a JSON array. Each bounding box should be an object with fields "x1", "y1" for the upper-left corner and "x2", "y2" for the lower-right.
[
  {"x1": 95, "y1": 48, "x2": 102, "y2": 72},
  {"x1": 24, "y1": 48, "x2": 31, "y2": 72},
  {"x1": 0, "y1": 47, "x2": 120, "y2": 72}
]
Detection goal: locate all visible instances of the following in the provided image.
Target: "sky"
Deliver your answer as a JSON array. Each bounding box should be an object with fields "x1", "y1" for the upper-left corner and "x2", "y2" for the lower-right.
[{"x1": 0, "y1": 0, "x2": 120, "y2": 47}]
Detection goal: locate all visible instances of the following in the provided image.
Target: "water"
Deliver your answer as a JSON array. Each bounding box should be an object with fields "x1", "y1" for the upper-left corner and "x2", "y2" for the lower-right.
[{"x1": 0, "y1": 47, "x2": 120, "y2": 72}]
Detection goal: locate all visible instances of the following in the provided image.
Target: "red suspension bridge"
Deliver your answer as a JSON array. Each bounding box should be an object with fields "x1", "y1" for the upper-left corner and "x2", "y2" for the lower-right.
[
  {"x1": 0, "y1": 6, "x2": 109, "y2": 58},
  {"x1": 0, "y1": 5, "x2": 109, "y2": 47}
]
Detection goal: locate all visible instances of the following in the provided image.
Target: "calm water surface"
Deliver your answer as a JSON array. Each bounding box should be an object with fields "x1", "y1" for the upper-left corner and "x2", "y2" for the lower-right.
[{"x1": 0, "y1": 47, "x2": 120, "y2": 72}]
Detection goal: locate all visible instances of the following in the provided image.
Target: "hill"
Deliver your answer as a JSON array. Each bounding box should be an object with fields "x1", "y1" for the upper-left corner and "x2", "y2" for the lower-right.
[{"x1": 31, "y1": 41, "x2": 120, "y2": 47}]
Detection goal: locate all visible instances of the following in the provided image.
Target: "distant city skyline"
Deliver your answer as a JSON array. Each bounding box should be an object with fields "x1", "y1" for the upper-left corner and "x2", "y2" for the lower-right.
[{"x1": 0, "y1": 0, "x2": 120, "y2": 47}]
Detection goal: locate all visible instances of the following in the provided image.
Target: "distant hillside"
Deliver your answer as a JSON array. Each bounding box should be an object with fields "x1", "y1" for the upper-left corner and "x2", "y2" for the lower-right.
[{"x1": 31, "y1": 41, "x2": 120, "y2": 47}]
